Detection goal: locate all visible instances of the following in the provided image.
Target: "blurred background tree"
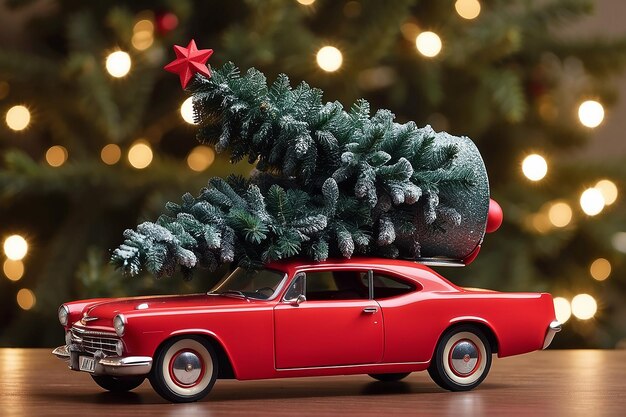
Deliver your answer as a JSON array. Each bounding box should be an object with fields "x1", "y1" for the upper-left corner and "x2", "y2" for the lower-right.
[{"x1": 1, "y1": 0, "x2": 625, "y2": 348}]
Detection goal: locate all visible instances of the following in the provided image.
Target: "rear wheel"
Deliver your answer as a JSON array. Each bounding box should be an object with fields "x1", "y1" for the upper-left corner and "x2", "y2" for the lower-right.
[
  {"x1": 91, "y1": 375, "x2": 145, "y2": 392},
  {"x1": 428, "y1": 325, "x2": 492, "y2": 391},
  {"x1": 149, "y1": 336, "x2": 218, "y2": 403},
  {"x1": 368, "y1": 372, "x2": 411, "y2": 382}
]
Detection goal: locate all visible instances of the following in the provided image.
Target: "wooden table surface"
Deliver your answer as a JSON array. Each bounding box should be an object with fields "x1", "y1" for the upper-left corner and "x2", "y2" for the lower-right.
[{"x1": 1, "y1": 349, "x2": 624, "y2": 416}]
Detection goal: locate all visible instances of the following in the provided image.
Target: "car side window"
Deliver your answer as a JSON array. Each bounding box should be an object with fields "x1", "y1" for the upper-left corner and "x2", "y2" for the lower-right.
[
  {"x1": 283, "y1": 274, "x2": 305, "y2": 301},
  {"x1": 366, "y1": 272, "x2": 416, "y2": 299},
  {"x1": 305, "y1": 270, "x2": 370, "y2": 301}
]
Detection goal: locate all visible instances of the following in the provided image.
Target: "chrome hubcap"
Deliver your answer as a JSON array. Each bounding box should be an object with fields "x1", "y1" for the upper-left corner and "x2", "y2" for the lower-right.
[
  {"x1": 171, "y1": 351, "x2": 203, "y2": 386},
  {"x1": 449, "y1": 340, "x2": 479, "y2": 376}
]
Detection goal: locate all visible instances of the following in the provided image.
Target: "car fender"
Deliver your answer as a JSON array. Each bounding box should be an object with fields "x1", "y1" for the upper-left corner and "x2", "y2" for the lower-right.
[
  {"x1": 165, "y1": 328, "x2": 239, "y2": 378},
  {"x1": 446, "y1": 316, "x2": 500, "y2": 352}
]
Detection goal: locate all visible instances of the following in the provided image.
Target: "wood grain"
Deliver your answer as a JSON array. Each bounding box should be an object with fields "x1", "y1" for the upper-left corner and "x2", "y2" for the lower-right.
[{"x1": 1, "y1": 349, "x2": 624, "y2": 416}]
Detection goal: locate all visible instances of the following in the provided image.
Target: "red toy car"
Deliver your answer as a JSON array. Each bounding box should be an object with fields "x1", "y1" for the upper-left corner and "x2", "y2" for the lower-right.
[{"x1": 53, "y1": 257, "x2": 560, "y2": 403}]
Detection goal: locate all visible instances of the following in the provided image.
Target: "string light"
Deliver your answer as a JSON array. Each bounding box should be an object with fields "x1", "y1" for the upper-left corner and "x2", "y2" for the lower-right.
[
  {"x1": 553, "y1": 297, "x2": 571, "y2": 324},
  {"x1": 595, "y1": 179, "x2": 618, "y2": 205},
  {"x1": 187, "y1": 146, "x2": 215, "y2": 172},
  {"x1": 612, "y1": 232, "x2": 626, "y2": 253},
  {"x1": 132, "y1": 20, "x2": 154, "y2": 51},
  {"x1": 455, "y1": 0, "x2": 481, "y2": 20},
  {"x1": 521, "y1": 154, "x2": 548, "y2": 181},
  {"x1": 105, "y1": 51, "x2": 132, "y2": 78},
  {"x1": 180, "y1": 97, "x2": 196, "y2": 124},
  {"x1": 529, "y1": 213, "x2": 550, "y2": 234},
  {"x1": 3, "y1": 235, "x2": 28, "y2": 261},
  {"x1": 547, "y1": 201, "x2": 572, "y2": 228},
  {"x1": 571, "y1": 293, "x2": 597, "y2": 320},
  {"x1": 127, "y1": 140, "x2": 153, "y2": 169},
  {"x1": 578, "y1": 100, "x2": 604, "y2": 128},
  {"x1": 416, "y1": 31, "x2": 442, "y2": 58},
  {"x1": 580, "y1": 188, "x2": 605, "y2": 216},
  {"x1": 45, "y1": 145, "x2": 68, "y2": 167},
  {"x1": 16, "y1": 288, "x2": 36, "y2": 311},
  {"x1": 3, "y1": 259, "x2": 24, "y2": 281},
  {"x1": 316, "y1": 46, "x2": 343, "y2": 72},
  {"x1": 5, "y1": 105, "x2": 31, "y2": 131},
  {"x1": 589, "y1": 258, "x2": 611, "y2": 281},
  {"x1": 297, "y1": 0, "x2": 316, "y2": 5},
  {"x1": 134, "y1": 19, "x2": 154, "y2": 33},
  {"x1": 400, "y1": 22, "x2": 420, "y2": 42},
  {"x1": 101, "y1": 144, "x2": 122, "y2": 165}
]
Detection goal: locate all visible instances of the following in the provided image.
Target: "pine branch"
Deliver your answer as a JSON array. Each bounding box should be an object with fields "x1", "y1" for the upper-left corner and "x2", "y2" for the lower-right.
[{"x1": 113, "y1": 64, "x2": 489, "y2": 278}]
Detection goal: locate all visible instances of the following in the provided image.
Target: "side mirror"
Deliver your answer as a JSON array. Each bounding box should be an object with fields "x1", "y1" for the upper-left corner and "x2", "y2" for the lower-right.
[{"x1": 291, "y1": 294, "x2": 306, "y2": 307}]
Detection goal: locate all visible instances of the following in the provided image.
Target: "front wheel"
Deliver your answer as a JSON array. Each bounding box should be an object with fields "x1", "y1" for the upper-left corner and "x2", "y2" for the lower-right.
[
  {"x1": 428, "y1": 325, "x2": 492, "y2": 391},
  {"x1": 91, "y1": 375, "x2": 145, "y2": 392},
  {"x1": 149, "y1": 336, "x2": 218, "y2": 403}
]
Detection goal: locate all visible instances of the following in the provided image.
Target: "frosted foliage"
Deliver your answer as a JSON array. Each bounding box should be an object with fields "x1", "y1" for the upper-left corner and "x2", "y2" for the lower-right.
[{"x1": 112, "y1": 63, "x2": 489, "y2": 278}]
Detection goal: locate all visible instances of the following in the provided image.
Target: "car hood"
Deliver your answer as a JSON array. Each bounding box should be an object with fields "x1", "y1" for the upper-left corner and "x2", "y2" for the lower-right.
[{"x1": 79, "y1": 293, "x2": 252, "y2": 322}]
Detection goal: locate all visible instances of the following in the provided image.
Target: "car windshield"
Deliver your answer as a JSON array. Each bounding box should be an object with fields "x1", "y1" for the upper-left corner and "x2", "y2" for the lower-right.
[{"x1": 208, "y1": 268, "x2": 287, "y2": 300}]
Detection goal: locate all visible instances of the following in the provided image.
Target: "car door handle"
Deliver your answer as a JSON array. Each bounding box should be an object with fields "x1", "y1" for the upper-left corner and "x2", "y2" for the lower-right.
[{"x1": 363, "y1": 307, "x2": 378, "y2": 314}]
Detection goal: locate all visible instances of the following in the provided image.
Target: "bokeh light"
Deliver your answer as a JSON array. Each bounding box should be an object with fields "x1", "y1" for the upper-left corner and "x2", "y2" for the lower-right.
[
  {"x1": 522, "y1": 154, "x2": 548, "y2": 181},
  {"x1": 415, "y1": 31, "x2": 442, "y2": 58},
  {"x1": 5, "y1": 105, "x2": 31, "y2": 131},
  {"x1": 578, "y1": 100, "x2": 604, "y2": 128},
  {"x1": 45, "y1": 145, "x2": 68, "y2": 167},
  {"x1": 595, "y1": 179, "x2": 618, "y2": 205},
  {"x1": 455, "y1": 0, "x2": 481, "y2": 20},
  {"x1": 612, "y1": 232, "x2": 626, "y2": 253},
  {"x1": 589, "y1": 258, "x2": 611, "y2": 281},
  {"x1": 297, "y1": 0, "x2": 316, "y2": 5},
  {"x1": 3, "y1": 260, "x2": 24, "y2": 281},
  {"x1": 531, "y1": 212, "x2": 551, "y2": 234},
  {"x1": 127, "y1": 140, "x2": 153, "y2": 169},
  {"x1": 105, "y1": 51, "x2": 132, "y2": 78},
  {"x1": 571, "y1": 293, "x2": 597, "y2": 320},
  {"x1": 316, "y1": 46, "x2": 343, "y2": 72},
  {"x1": 553, "y1": 297, "x2": 571, "y2": 324},
  {"x1": 580, "y1": 188, "x2": 605, "y2": 216},
  {"x1": 547, "y1": 201, "x2": 572, "y2": 228},
  {"x1": 187, "y1": 146, "x2": 215, "y2": 172},
  {"x1": 133, "y1": 18, "x2": 154, "y2": 33},
  {"x1": 4, "y1": 235, "x2": 28, "y2": 261},
  {"x1": 16, "y1": 288, "x2": 36, "y2": 311},
  {"x1": 400, "y1": 22, "x2": 420, "y2": 42},
  {"x1": 132, "y1": 19, "x2": 154, "y2": 51},
  {"x1": 180, "y1": 97, "x2": 196, "y2": 124},
  {"x1": 101, "y1": 144, "x2": 122, "y2": 165}
]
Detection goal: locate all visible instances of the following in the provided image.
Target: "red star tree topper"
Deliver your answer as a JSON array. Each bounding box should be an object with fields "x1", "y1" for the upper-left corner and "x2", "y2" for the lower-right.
[{"x1": 164, "y1": 39, "x2": 213, "y2": 88}]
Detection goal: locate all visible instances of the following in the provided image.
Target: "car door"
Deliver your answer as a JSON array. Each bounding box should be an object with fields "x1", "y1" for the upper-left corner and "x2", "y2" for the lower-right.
[{"x1": 274, "y1": 269, "x2": 384, "y2": 369}]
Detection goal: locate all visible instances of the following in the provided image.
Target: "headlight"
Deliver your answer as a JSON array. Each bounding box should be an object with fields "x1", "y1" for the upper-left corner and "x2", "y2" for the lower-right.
[
  {"x1": 113, "y1": 314, "x2": 125, "y2": 337},
  {"x1": 58, "y1": 305, "x2": 69, "y2": 326}
]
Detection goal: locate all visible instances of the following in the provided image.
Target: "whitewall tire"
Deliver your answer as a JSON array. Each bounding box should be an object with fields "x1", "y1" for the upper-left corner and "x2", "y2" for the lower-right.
[
  {"x1": 428, "y1": 325, "x2": 492, "y2": 391},
  {"x1": 149, "y1": 336, "x2": 218, "y2": 402}
]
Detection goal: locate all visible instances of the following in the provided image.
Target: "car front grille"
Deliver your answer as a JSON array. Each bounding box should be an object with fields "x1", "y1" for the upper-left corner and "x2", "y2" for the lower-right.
[{"x1": 71, "y1": 327, "x2": 119, "y2": 357}]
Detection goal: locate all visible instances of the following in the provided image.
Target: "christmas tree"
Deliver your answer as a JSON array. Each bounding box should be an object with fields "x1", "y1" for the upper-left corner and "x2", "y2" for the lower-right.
[
  {"x1": 112, "y1": 54, "x2": 492, "y2": 278},
  {"x1": 1, "y1": 0, "x2": 625, "y2": 348}
]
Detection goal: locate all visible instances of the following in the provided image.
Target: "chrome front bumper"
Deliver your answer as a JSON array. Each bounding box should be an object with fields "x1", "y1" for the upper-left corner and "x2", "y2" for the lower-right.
[
  {"x1": 542, "y1": 320, "x2": 562, "y2": 349},
  {"x1": 53, "y1": 344, "x2": 153, "y2": 376}
]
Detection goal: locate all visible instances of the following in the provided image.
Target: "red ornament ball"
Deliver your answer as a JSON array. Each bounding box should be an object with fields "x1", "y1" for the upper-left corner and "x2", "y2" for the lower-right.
[
  {"x1": 486, "y1": 199, "x2": 503, "y2": 233},
  {"x1": 156, "y1": 12, "x2": 179, "y2": 35}
]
